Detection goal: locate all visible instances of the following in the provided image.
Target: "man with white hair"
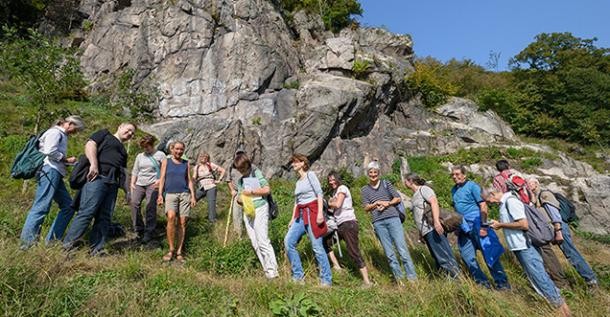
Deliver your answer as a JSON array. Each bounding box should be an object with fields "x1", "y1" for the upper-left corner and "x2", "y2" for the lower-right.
[
  {"x1": 483, "y1": 187, "x2": 571, "y2": 317},
  {"x1": 20, "y1": 115, "x2": 85, "y2": 249},
  {"x1": 528, "y1": 177, "x2": 599, "y2": 288}
]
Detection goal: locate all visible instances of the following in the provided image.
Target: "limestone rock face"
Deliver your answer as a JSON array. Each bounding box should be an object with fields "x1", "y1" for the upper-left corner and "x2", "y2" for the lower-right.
[{"x1": 77, "y1": 0, "x2": 609, "y2": 234}]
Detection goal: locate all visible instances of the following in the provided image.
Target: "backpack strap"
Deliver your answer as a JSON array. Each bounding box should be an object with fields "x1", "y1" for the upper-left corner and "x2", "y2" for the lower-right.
[
  {"x1": 145, "y1": 153, "x2": 161, "y2": 178},
  {"x1": 418, "y1": 186, "x2": 429, "y2": 233},
  {"x1": 380, "y1": 180, "x2": 395, "y2": 201},
  {"x1": 305, "y1": 172, "x2": 322, "y2": 197},
  {"x1": 504, "y1": 195, "x2": 524, "y2": 224}
]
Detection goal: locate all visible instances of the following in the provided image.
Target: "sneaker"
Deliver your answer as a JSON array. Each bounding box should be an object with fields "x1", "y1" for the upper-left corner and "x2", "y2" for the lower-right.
[
  {"x1": 265, "y1": 272, "x2": 279, "y2": 280},
  {"x1": 318, "y1": 283, "x2": 332, "y2": 288}
]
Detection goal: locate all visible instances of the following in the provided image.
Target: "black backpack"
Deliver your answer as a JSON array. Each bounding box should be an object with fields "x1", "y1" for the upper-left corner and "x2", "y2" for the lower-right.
[
  {"x1": 541, "y1": 190, "x2": 578, "y2": 224},
  {"x1": 266, "y1": 193, "x2": 279, "y2": 220}
]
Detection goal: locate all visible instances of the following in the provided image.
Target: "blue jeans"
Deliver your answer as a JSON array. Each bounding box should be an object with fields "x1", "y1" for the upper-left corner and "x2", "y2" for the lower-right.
[
  {"x1": 458, "y1": 227, "x2": 509, "y2": 288},
  {"x1": 284, "y1": 215, "x2": 332, "y2": 285},
  {"x1": 559, "y1": 222, "x2": 597, "y2": 283},
  {"x1": 373, "y1": 217, "x2": 417, "y2": 281},
  {"x1": 514, "y1": 245, "x2": 564, "y2": 307},
  {"x1": 424, "y1": 230, "x2": 460, "y2": 278},
  {"x1": 63, "y1": 176, "x2": 118, "y2": 254},
  {"x1": 20, "y1": 166, "x2": 74, "y2": 247}
]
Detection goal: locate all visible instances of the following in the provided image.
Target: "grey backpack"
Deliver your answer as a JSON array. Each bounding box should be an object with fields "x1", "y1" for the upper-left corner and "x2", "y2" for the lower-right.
[{"x1": 506, "y1": 196, "x2": 553, "y2": 247}]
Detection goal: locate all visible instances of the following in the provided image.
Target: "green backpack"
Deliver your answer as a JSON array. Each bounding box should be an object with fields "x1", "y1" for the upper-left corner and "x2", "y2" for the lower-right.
[{"x1": 10, "y1": 134, "x2": 46, "y2": 180}]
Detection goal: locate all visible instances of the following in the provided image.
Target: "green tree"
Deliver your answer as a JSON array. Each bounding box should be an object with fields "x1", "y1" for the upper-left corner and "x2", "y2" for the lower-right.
[
  {"x1": 0, "y1": 27, "x2": 85, "y2": 132},
  {"x1": 508, "y1": 32, "x2": 610, "y2": 144}
]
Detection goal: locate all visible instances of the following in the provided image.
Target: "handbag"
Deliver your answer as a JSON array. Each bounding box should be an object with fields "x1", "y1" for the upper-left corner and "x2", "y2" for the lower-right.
[
  {"x1": 420, "y1": 186, "x2": 463, "y2": 233},
  {"x1": 69, "y1": 155, "x2": 90, "y2": 189}
]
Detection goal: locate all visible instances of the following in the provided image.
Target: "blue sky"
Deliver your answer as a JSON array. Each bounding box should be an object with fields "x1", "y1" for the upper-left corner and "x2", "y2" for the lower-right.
[{"x1": 357, "y1": 0, "x2": 610, "y2": 70}]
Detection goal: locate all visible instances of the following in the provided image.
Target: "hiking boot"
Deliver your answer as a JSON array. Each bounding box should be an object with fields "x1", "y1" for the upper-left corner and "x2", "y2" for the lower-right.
[{"x1": 141, "y1": 234, "x2": 153, "y2": 244}]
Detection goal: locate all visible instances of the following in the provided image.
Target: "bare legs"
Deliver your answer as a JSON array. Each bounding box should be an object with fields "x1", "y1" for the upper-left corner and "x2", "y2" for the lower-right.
[
  {"x1": 327, "y1": 250, "x2": 372, "y2": 285},
  {"x1": 164, "y1": 211, "x2": 188, "y2": 262}
]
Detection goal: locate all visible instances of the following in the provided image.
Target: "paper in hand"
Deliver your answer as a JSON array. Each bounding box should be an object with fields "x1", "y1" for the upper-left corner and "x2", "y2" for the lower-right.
[{"x1": 242, "y1": 177, "x2": 261, "y2": 190}]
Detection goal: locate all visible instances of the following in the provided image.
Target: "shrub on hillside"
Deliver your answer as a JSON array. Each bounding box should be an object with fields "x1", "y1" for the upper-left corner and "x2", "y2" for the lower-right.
[
  {"x1": 405, "y1": 59, "x2": 458, "y2": 108},
  {"x1": 277, "y1": 0, "x2": 363, "y2": 33}
]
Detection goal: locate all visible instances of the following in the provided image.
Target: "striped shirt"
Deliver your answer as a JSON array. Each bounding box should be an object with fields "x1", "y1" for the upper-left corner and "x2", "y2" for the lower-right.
[{"x1": 361, "y1": 180, "x2": 401, "y2": 223}]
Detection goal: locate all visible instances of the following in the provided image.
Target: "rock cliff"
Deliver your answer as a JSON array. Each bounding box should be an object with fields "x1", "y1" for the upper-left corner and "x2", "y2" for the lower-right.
[{"x1": 75, "y1": 0, "x2": 609, "y2": 234}]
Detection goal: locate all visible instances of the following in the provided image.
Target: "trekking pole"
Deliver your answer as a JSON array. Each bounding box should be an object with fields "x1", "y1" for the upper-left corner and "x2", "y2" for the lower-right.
[
  {"x1": 334, "y1": 231, "x2": 343, "y2": 258},
  {"x1": 223, "y1": 194, "x2": 235, "y2": 247}
]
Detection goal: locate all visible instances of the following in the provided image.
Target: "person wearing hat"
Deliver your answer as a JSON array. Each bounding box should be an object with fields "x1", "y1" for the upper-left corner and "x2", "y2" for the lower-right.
[
  {"x1": 20, "y1": 115, "x2": 85, "y2": 249},
  {"x1": 361, "y1": 160, "x2": 417, "y2": 284}
]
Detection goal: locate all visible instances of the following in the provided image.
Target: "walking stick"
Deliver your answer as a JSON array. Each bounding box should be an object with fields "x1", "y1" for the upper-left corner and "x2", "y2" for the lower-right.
[{"x1": 223, "y1": 195, "x2": 235, "y2": 247}]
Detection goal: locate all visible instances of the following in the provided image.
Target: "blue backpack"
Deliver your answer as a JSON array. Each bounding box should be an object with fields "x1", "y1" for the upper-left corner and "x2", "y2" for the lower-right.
[{"x1": 10, "y1": 134, "x2": 46, "y2": 180}]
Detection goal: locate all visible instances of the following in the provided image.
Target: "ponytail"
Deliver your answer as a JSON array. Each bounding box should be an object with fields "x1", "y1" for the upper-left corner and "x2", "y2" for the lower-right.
[{"x1": 405, "y1": 172, "x2": 427, "y2": 186}]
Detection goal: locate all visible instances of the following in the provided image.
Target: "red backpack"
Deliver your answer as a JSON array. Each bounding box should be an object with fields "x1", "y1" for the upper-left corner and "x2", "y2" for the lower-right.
[{"x1": 501, "y1": 171, "x2": 532, "y2": 205}]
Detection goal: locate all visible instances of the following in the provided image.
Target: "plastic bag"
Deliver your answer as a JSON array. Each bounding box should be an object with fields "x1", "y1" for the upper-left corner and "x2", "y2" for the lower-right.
[{"x1": 242, "y1": 193, "x2": 256, "y2": 218}]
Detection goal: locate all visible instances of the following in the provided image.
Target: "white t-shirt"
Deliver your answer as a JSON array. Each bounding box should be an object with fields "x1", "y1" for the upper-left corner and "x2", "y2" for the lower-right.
[
  {"x1": 332, "y1": 185, "x2": 356, "y2": 225},
  {"x1": 499, "y1": 192, "x2": 528, "y2": 251}
]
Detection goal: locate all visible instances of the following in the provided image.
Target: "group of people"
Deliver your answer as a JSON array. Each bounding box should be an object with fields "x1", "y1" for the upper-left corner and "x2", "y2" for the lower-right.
[{"x1": 19, "y1": 118, "x2": 599, "y2": 316}]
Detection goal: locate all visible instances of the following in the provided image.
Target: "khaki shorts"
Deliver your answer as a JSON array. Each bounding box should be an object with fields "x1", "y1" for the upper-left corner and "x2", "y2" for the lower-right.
[{"x1": 165, "y1": 192, "x2": 191, "y2": 217}]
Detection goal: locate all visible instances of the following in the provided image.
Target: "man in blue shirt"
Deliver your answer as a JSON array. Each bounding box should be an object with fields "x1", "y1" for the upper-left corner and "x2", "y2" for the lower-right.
[{"x1": 451, "y1": 165, "x2": 510, "y2": 289}]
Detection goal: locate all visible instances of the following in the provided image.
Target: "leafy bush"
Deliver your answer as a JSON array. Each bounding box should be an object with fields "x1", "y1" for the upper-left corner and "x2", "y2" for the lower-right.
[
  {"x1": 278, "y1": 0, "x2": 363, "y2": 33},
  {"x1": 405, "y1": 60, "x2": 458, "y2": 108},
  {"x1": 352, "y1": 58, "x2": 371, "y2": 79},
  {"x1": 283, "y1": 79, "x2": 300, "y2": 89},
  {"x1": 82, "y1": 19, "x2": 93, "y2": 32},
  {"x1": 269, "y1": 293, "x2": 321, "y2": 317}
]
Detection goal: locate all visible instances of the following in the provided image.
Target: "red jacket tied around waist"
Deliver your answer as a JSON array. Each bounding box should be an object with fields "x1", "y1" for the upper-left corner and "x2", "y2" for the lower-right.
[{"x1": 294, "y1": 199, "x2": 328, "y2": 239}]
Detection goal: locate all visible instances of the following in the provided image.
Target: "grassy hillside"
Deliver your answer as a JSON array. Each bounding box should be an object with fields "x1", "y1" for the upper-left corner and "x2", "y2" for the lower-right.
[{"x1": 1, "y1": 82, "x2": 610, "y2": 316}]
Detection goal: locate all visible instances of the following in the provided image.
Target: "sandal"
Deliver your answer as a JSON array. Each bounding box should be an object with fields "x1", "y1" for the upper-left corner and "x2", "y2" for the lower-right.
[
  {"x1": 163, "y1": 250, "x2": 174, "y2": 262},
  {"x1": 175, "y1": 253, "x2": 186, "y2": 263}
]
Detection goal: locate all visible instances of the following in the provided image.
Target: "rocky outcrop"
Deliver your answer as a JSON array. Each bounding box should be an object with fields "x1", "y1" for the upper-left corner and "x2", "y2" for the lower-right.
[{"x1": 76, "y1": 0, "x2": 609, "y2": 234}]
